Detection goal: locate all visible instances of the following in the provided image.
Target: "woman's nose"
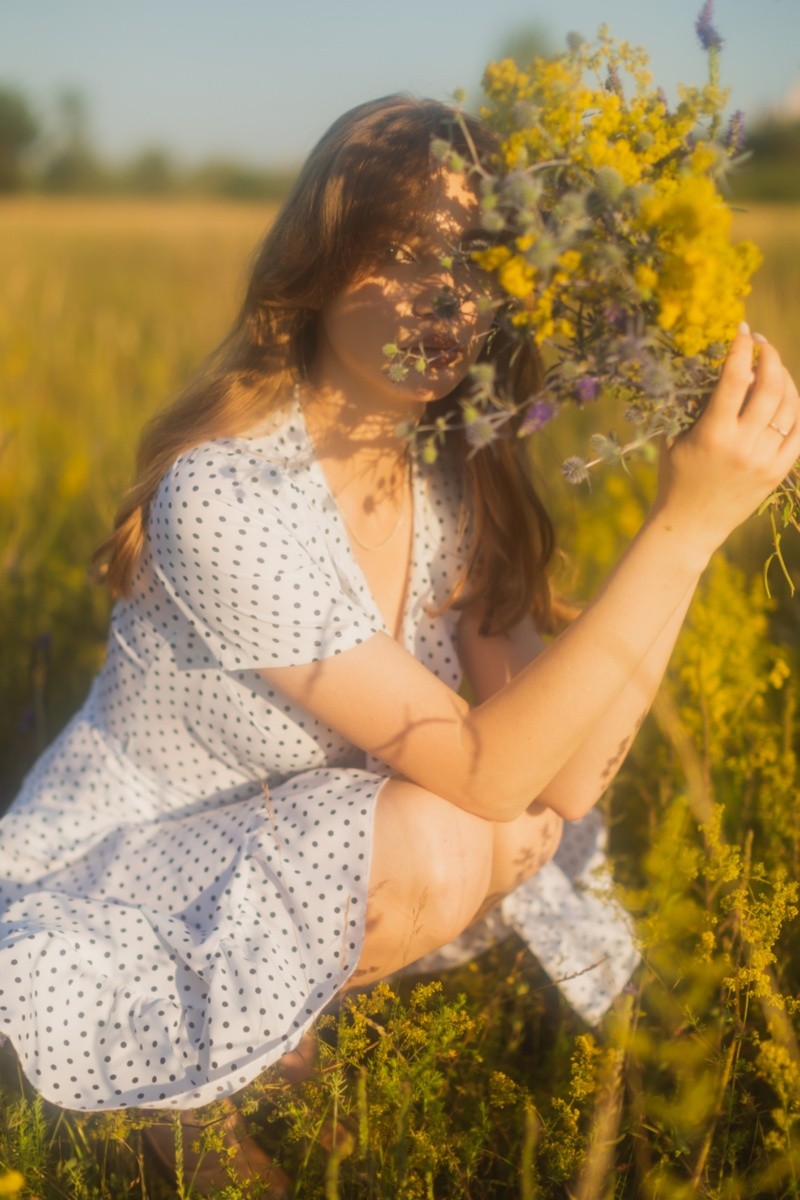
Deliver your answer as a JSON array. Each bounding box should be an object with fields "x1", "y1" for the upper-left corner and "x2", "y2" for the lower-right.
[{"x1": 412, "y1": 284, "x2": 461, "y2": 320}]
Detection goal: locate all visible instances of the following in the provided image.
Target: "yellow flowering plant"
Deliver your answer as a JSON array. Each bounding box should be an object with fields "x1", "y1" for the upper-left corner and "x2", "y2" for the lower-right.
[{"x1": 386, "y1": 2, "x2": 799, "y2": 589}]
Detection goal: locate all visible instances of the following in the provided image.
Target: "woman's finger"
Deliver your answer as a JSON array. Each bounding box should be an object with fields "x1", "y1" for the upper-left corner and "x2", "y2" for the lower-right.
[
  {"x1": 769, "y1": 364, "x2": 800, "y2": 454},
  {"x1": 738, "y1": 339, "x2": 788, "y2": 434},
  {"x1": 703, "y1": 325, "x2": 756, "y2": 424},
  {"x1": 769, "y1": 367, "x2": 799, "y2": 434},
  {"x1": 774, "y1": 416, "x2": 800, "y2": 479}
]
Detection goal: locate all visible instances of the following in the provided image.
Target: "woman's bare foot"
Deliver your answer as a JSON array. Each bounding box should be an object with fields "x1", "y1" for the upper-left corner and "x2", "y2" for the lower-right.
[
  {"x1": 280, "y1": 1027, "x2": 355, "y2": 1155},
  {"x1": 142, "y1": 1099, "x2": 291, "y2": 1197},
  {"x1": 280, "y1": 1028, "x2": 319, "y2": 1086}
]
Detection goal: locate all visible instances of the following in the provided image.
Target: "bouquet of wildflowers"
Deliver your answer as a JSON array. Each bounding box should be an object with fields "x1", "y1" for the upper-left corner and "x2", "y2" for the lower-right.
[{"x1": 390, "y1": 2, "x2": 800, "y2": 589}]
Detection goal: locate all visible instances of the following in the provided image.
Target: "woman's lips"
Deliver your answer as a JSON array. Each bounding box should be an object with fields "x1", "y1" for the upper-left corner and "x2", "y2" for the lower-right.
[{"x1": 402, "y1": 337, "x2": 463, "y2": 368}]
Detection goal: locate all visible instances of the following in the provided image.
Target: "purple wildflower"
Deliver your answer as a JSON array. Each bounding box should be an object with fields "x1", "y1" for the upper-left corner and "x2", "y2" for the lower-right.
[
  {"x1": 726, "y1": 109, "x2": 746, "y2": 153},
  {"x1": 695, "y1": 1, "x2": 723, "y2": 52},
  {"x1": 518, "y1": 399, "x2": 555, "y2": 436},
  {"x1": 605, "y1": 62, "x2": 624, "y2": 98},
  {"x1": 575, "y1": 375, "x2": 601, "y2": 404},
  {"x1": 603, "y1": 302, "x2": 627, "y2": 332}
]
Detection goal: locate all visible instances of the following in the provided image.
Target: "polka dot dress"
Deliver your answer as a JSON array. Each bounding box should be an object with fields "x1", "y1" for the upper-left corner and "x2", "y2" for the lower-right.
[
  {"x1": 0, "y1": 392, "x2": 638, "y2": 1112},
  {"x1": 0, "y1": 393, "x2": 469, "y2": 1111}
]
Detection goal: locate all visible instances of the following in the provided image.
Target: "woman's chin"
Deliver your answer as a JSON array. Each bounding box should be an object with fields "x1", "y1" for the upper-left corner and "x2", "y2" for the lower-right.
[{"x1": 387, "y1": 362, "x2": 472, "y2": 404}]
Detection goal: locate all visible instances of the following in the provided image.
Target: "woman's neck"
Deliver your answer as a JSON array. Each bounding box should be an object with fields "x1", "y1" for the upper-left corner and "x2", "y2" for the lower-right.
[{"x1": 298, "y1": 379, "x2": 421, "y2": 504}]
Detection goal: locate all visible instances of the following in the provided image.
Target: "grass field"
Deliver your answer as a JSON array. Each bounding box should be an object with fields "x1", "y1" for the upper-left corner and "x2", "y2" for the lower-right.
[{"x1": 1, "y1": 199, "x2": 799, "y2": 1198}]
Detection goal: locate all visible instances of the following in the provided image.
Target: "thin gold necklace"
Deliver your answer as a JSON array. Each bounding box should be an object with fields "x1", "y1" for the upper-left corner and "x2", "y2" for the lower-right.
[
  {"x1": 296, "y1": 384, "x2": 413, "y2": 553},
  {"x1": 338, "y1": 469, "x2": 411, "y2": 551}
]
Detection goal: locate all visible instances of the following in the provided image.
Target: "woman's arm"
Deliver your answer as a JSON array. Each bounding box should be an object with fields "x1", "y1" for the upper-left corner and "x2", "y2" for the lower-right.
[
  {"x1": 257, "y1": 331, "x2": 799, "y2": 823},
  {"x1": 456, "y1": 582, "x2": 695, "y2": 815}
]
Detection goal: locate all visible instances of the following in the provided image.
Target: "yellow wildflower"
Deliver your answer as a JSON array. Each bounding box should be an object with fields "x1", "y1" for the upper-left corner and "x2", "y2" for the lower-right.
[
  {"x1": 635, "y1": 264, "x2": 659, "y2": 298},
  {"x1": 0, "y1": 1173, "x2": 24, "y2": 1199},
  {"x1": 472, "y1": 244, "x2": 512, "y2": 273},
  {"x1": 497, "y1": 254, "x2": 536, "y2": 300},
  {"x1": 639, "y1": 175, "x2": 761, "y2": 355}
]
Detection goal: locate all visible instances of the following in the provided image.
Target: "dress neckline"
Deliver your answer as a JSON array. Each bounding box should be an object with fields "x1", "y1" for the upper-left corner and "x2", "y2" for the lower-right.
[{"x1": 289, "y1": 391, "x2": 423, "y2": 650}]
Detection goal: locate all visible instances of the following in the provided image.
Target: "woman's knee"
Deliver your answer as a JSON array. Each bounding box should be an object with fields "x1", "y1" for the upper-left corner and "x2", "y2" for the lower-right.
[
  {"x1": 368, "y1": 777, "x2": 494, "y2": 945},
  {"x1": 488, "y1": 800, "x2": 563, "y2": 897}
]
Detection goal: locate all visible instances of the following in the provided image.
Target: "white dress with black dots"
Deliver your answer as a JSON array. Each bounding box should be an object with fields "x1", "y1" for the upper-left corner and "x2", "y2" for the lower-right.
[{"x1": 0, "y1": 393, "x2": 638, "y2": 1112}]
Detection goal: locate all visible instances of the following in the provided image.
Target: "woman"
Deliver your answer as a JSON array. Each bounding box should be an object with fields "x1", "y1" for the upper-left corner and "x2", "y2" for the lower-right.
[{"x1": 1, "y1": 95, "x2": 798, "y2": 1192}]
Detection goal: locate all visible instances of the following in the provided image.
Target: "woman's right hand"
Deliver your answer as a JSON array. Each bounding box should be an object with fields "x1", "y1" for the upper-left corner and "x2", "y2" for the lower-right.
[{"x1": 650, "y1": 325, "x2": 800, "y2": 559}]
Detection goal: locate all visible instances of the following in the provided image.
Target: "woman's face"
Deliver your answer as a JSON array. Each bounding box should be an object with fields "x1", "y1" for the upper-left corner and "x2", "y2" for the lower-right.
[{"x1": 312, "y1": 169, "x2": 497, "y2": 408}]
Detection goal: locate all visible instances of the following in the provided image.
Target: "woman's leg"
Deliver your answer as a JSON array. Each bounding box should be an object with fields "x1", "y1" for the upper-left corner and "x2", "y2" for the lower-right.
[
  {"x1": 476, "y1": 800, "x2": 564, "y2": 923},
  {"x1": 345, "y1": 780, "x2": 562, "y2": 990},
  {"x1": 273, "y1": 788, "x2": 562, "y2": 1169}
]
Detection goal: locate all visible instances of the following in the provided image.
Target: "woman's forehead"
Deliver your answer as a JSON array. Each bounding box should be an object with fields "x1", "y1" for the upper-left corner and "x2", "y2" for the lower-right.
[{"x1": 410, "y1": 168, "x2": 481, "y2": 240}]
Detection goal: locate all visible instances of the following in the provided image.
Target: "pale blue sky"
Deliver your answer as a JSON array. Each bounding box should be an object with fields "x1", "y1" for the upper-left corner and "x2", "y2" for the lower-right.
[{"x1": 2, "y1": 0, "x2": 799, "y2": 168}]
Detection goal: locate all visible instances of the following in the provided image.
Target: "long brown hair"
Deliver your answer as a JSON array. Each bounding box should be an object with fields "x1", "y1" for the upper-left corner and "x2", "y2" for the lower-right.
[{"x1": 94, "y1": 95, "x2": 561, "y2": 635}]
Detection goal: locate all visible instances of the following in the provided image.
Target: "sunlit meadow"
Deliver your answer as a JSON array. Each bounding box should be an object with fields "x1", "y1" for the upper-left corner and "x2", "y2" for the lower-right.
[{"x1": 0, "y1": 196, "x2": 799, "y2": 1198}]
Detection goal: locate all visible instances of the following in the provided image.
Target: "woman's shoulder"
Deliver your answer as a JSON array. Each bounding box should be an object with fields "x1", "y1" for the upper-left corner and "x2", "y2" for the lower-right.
[{"x1": 157, "y1": 400, "x2": 314, "y2": 523}]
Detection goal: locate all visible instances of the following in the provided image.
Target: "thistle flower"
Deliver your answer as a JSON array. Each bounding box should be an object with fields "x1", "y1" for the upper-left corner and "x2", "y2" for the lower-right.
[
  {"x1": 562, "y1": 456, "x2": 590, "y2": 484},
  {"x1": 589, "y1": 432, "x2": 622, "y2": 462},
  {"x1": 695, "y1": 0, "x2": 723, "y2": 51},
  {"x1": 395, "y1": 419, "x2": 418, "y2": 443},
  {"x1": 431, "y1": 288, "x2": 460, "y2": 318},
  {"x1": 465, "y1": 416, "x2": 501, "y2": 453},
  {"x1": 463, "y1": 404, "x2": 513, "y2": 455},
  {"x1": 726, "y1": 109, "x2": 746, "y2": 153},
  {"x1": 641, "y1": 359, "x2": 674, "y2": 398},
  {"x1": 388, "y1": 14, "x2": 792, "y2": 580}
]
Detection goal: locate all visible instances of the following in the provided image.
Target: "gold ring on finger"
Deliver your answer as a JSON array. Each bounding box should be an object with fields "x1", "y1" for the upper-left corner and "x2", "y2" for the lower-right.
[{"x1": 768, "y1": 420, "x2": 790, "y2": 438}]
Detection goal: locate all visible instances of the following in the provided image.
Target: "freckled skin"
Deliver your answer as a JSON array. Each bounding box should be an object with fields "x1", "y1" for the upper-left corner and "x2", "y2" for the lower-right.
[{"x1": 312, "y1": 169, "x2": 497, "y2": 415}]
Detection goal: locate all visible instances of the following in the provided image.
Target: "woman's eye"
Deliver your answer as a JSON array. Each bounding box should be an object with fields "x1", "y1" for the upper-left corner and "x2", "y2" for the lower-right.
[
  {"x1": 458, "y1": 238, "x2": 493, "y2": 258},
  {"x1": 386, "y1": 243, "x2": 416, "y2": 265}
]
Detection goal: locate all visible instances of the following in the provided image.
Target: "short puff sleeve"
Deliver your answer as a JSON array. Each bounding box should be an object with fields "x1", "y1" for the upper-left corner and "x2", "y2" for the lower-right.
[{"x1": 147, "y1": 446, "x2": 383, "y2": 671}]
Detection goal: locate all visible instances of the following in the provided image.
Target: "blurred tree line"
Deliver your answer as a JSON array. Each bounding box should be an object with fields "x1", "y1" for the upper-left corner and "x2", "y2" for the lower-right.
[
  {"x1": 0, "y1": 85, "x2": 296, "y2": 201},
  {"x1": 737, "y1": 117, "x2": 800, "y2": 202},
  {"x1": 0, "y1": 76, "x2": 798, "y2": 203}
]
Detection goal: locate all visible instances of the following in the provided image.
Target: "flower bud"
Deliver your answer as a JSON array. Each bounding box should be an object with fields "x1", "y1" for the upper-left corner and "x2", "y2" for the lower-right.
[
  {"x1": 595, "y1": 166, "x2": 625, "y2": 202},
  {"x1": 470, "y1": 363, "x2": 496, "y2": 386},
  {"x1": 562, "y1": 456, "x2": 590, "y2": 484},
  {"x1": 422, "y1": 438, "x2": 439, "y2": 464},
  {"x1": 481, "y1": 210, "x2": 506, "y2": 233}
]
